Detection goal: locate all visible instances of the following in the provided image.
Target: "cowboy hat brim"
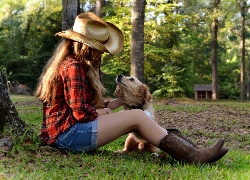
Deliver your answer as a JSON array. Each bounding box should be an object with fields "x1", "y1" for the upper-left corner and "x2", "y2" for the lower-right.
[
  {"x1": 56, "y1": 23, "x2": 124, "y2": 54},
  {"x1": 55, "y1": 30, "x2": 108, "y2": 53},
  {"x1": 104, "y1": 22, "x2": 124, "y2": 54}
]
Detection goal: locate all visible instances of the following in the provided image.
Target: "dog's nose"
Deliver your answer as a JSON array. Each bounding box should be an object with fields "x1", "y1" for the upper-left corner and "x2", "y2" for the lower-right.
[
  {"x1": 117, "y1": 74, "x2": 124, "y2": 82},
  {"x1": 118, "y1": 74, "x2": 124, "y2": 78}
]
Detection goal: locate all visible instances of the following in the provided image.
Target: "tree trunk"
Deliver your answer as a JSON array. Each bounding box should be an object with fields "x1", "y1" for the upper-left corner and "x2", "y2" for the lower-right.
[
  {"x1": 0, "y1": 73, "x2": 31, "y2": 136},
  {"x1": 62, "y1": 0, "x2": 80, "y2": 30},
  {"x1": 0, "y1": 73, "x2": 32, "y2": 152},
  {"x1": 211, "y1": 0, "x2": 220, "y2": 100},
  {"x1": 21, "y1": 19, "x2": 31, "y2": 56},
  {"x1": 240, "y1": 1, "x2": 246, "y2": 100},
  {"x1": 96, "y1": 0, "x2": 106, "y2": 17},
  {"x1": 131, "y1": 0, "x2": 146, "y2": 83},
  {"x1": 248, "y1": 53, "x2": 250, "y2": 100}
]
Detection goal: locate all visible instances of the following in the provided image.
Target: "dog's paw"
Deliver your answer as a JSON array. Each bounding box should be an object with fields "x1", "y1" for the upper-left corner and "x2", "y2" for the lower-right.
[
  {"x1": 114, "y1": 149, "x2": 129, "y2": 155},
  {"x1": 151, "y1": 152, "x2": 160, "y2": 157}
]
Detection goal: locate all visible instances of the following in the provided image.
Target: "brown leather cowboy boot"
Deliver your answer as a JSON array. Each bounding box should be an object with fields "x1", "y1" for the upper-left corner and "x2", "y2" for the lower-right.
[
  {"x1": 159, "y1": 133, "x2": 225, "y2": 165},
  {"x1": 166, "y1": 128, "x2": 229, "y2": 163},
  {"x1": 208, "y1": 147, "x2": 229, "y2": 163}
]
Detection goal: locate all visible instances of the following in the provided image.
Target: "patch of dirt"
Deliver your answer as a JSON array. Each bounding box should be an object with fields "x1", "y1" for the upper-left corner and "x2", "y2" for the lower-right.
[{"x1": 154, "y1": 100, "x2": 250, "y2": 151}]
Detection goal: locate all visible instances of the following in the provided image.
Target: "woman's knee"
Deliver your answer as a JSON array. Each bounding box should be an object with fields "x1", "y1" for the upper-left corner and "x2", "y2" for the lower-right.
[
  {"x1": 128, "y1": 109, "x2": 145, "y2": 116},
  {"x1": 126, "y1": 109, "x2": 152, "y2": 125}
]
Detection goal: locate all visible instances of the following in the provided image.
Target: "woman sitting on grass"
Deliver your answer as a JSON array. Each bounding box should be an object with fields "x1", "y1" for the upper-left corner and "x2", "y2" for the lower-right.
[{"x1": 35, "y1": 12, "x2": 228, "y2": 165}]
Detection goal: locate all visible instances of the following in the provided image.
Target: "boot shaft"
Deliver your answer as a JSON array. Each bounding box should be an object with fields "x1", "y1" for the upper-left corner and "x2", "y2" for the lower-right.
[{"x1": 159, "y1": 133, "x2": 225, "y2": 165}]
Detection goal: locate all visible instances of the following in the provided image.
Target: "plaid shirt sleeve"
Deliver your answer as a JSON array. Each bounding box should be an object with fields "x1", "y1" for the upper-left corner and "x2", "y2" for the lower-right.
[{"x1": 60, "y1": 59, "x2": 98, "y2": 122}]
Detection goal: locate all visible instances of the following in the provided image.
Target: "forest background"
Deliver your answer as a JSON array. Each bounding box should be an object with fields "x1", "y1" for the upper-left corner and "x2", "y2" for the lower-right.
[{"x1": 0, "y1": 0, "x2": 249, "y2": 100}]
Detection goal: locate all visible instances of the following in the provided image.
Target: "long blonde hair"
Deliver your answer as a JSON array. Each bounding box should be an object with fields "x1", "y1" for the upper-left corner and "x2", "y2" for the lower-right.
[{"x1": 35, "y1": 39, "x2": 105, "y2": 108}]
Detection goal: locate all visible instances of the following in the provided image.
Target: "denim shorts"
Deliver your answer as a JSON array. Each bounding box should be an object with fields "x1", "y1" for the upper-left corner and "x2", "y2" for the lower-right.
[{"x1": 52, "y1": 119, "x2": 98, "y2": 153}]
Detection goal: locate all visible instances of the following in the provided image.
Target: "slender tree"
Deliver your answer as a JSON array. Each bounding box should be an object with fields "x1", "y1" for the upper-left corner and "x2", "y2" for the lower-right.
[
  {"x1": 211, "y1": 0, "x2": 220, "y2": 100},
  {"x1": 240, "y1": 0, "x2": 246, "y2": 100},
  {"x1": 247, "y1": 51, "x2": 250, "y2": 100},
  {"x1": 131, "y1": 0, "x2": 146, "y2": 82},
  {"x1": 96, "y1": 0, "x2": 106, "y2": 17},
  {"x1": 62, "y1": 0, "x2": 80, "y2": 30}
]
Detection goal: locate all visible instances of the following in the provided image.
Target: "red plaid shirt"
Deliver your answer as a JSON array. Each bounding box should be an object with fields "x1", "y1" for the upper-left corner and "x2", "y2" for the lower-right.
[{"x1": 40, "y1": 55, "x2": 98, "y2": 145}]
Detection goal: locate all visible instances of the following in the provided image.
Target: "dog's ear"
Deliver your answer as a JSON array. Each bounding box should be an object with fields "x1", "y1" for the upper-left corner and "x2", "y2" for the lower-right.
[
  {"x1": 138, "y1": 85, "x2": 152, "y2": 102},
  {"x1": 146, "y1": 90, "x2": 152, "y2": 102}
]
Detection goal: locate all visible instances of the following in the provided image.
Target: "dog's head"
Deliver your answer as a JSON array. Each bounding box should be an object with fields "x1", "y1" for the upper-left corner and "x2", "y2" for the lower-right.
[{"x1": 114, "y1": 74, "x2": 152, "y2": 109}]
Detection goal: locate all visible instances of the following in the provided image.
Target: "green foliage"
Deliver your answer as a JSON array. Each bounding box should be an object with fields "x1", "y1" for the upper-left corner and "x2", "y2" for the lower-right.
[
  {"x1": 101, "y1": 43, "x2": 131, "y2": 96},
  {"x1": 0, "y1": 0, "x2": 62, "y2": 92},
  {"x1": 152, "y1": 63, "x2": 185, "y2": 98}
]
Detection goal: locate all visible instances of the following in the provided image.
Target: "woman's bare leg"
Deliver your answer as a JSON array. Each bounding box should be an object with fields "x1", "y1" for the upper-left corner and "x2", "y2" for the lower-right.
[
  {"x1": 97, "y1": 109, "x2": 168, "y2": 148},
  {"x1": 97, "y1": 109, "x2": 227, "y2": 164}
]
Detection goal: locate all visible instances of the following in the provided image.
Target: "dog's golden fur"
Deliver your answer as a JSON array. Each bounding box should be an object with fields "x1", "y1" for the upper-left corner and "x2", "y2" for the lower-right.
[{"x1": 114, "y1": 74, "x2": 159, "y2": 154}]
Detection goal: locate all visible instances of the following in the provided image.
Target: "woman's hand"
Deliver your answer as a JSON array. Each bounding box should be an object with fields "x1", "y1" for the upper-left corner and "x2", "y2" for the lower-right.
[
  {"x1": 105, "y1": 98, "x2": 123, "y2": 110},
  {"x1": 104, "y1": 108, "x2": 112, "y2": 114},
  {"x1": 96, "y1": 108, "x2": 112, "y2": 116},
  {"x1": 96, "y1": 98, "x2": 123, "y2": 116}
]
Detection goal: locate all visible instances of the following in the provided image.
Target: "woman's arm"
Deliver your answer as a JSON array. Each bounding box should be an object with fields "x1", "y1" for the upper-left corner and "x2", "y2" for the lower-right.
[
  {"x1": 95, "y1": 98, "x2": 123, "y2": 116},
  {"x1": 96, "y1": 108, "x2": 112, "y2": 115},
  {"x1": 96, "y1": 98, "x2": 122, "y2": 116},
  {"x1": 106, "y1": 98, "x2": 123, "y2": 110},
  {"x1": 96, "y1": 98, "x2": 123, "y2": 116}
]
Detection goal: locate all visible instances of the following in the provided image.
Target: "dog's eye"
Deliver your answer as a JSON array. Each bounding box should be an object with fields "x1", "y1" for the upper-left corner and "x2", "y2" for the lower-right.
[{"x1": 129, "y1": 78, "x2": 134, "y2": 81}]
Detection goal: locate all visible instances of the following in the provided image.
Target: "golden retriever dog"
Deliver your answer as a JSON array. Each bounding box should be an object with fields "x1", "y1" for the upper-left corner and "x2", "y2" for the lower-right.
[{"x1": 114, "y1": 74, "x2": 159, "y2": 154}]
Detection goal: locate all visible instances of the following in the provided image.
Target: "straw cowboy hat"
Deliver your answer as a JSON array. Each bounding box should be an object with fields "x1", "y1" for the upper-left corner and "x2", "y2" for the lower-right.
[{"x1": 56, "y1": 12, "x2": 124, "y2": 54}]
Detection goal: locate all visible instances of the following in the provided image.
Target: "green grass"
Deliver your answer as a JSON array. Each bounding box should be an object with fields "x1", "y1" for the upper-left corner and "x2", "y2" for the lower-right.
[
  {"x1": 9, "y1": 95, "x2": 38, "y2": 102},
  {"x1": 0, "y1": 96, "x2": 249, "y2": 180}
]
